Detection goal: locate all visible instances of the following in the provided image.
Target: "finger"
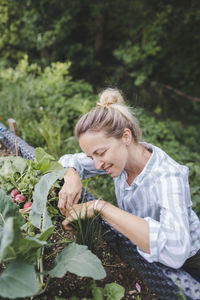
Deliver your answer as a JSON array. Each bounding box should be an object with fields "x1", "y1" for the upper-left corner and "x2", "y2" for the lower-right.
[
  {"x1": 58, "y1": 197, "x2": 67, "y2": 216},
  {"x1": 66, "y1": 192, "x2": 77, "y2": 209},
  {"x1": 62, "y1": 218, "x2": 74, "y2": 231},
  {"x1": 58, "y1": 191, "x2": 66, "y2": 201},
  {"x1": 63, "y1": 224, "x2": 73, "y2": 231},
  {"x1": 67, "y1": 206, "x2": 80, "y2": 220},
  {"x1": 58, "y1": 202, "x2": 66, "y2": 216},
  {"x1": 74, "y1": 192, "x2": 81, "y2": 205}
]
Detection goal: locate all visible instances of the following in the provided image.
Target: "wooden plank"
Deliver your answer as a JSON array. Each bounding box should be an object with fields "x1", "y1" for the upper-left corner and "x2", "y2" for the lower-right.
[{"x1": 8, "y1": 118, "x2": 18, "y2": 136}]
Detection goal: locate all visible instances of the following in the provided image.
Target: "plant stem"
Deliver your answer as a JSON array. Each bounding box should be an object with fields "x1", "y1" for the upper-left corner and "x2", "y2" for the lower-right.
[
  {"x1": 39, "y1": 248, "x2": 44, "y2": 286},
  {"x1": 16, "y1": 172, "x2": 26, "y2": 183},
  {"x1": 37, "y1": 248, "x2": 44, "y2": 288},
  {"x1": 54, "y1": 227, "x2": 68, "y2": 240},
  {"x1": 0, "y1": 212, "x2": 5, "y2": 224}
]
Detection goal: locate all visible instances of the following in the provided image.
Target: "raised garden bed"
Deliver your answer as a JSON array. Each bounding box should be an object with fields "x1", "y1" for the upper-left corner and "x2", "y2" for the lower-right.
[
  {"x1": 0, "y1": 124, "x2": 200, "y2": 300},
  {"x1": 0, "y1": 140, "x2": 156, "y2": 300}
]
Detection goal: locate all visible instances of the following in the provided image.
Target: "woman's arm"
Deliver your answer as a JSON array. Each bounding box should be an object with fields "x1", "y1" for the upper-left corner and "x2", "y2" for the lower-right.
[
  {"x1": 58, "y1": 152, "x2": 106, "y2": 179},
  {"x1": 138, "y1": 173, "x2": 192, "y2": 268},
  {"x1": 58, "y1": 152, "x2": 106, "y2": 215},
  {"x1": 99, "y1": 200, "x2": 150, "y2": 253},
  {"x1": 61, "y1": 173, "x2": 192, "y2": 264},
  {"x1": 62, "y1": 199, "x2": 150, "y2": 253}
]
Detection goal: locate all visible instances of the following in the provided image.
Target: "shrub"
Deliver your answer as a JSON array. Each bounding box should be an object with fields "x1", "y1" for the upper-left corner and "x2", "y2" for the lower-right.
[{"x1": 0, "y1": 56, "x2": 96, "y2": 158}]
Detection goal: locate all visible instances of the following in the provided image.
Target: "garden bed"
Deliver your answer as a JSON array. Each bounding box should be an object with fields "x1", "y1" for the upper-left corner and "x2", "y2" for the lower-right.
[{"x1": 0, "y1": 141, "x2": 157, "y2": 300}]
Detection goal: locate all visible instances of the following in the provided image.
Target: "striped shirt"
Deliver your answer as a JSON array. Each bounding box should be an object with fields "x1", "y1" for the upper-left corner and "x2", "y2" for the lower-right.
[{"x1": 58, "y1": 142, "x2": 200, "y2": 269}]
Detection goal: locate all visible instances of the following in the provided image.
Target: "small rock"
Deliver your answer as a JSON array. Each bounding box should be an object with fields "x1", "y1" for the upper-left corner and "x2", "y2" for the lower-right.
[
  {"x1": 128, "y1": 290, "x2": 137, "y2": 295},
  {"x1": 118, "y1": 274, "x2": 123, "y2": 280}
]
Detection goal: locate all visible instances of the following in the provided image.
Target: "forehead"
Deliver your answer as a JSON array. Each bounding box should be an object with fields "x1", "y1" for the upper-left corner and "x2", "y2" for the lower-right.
[{"x1": 79, "y1": 131, "x2": 115, "y2": 154}]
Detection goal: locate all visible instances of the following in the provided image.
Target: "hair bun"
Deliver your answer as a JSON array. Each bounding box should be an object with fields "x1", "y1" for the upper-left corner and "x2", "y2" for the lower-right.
[{"x1": 97, "y1": 88, "x2": 124, "y2": 107}]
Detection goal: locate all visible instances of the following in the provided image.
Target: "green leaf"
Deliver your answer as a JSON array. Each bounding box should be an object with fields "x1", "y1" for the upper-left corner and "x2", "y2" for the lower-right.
[
  {"x1": 0, "y1": 159, "x2": 15, "y2": 177},
  {"x1": 0, "y1": 259, "x2": 39, "y2": 298},
  {"x1": 0, "y1": 156, "x2": 27, "y2": 175},
  {"x1": 49, "y1": 242, "x2": 106, "y2": 280},
  {"x1": 0, "y1": 189, "x2": 24, "y2": 227},
  {"x1": 35, "y1": 147, "x2": 56, "y2": 162},
  {"x1": 91, "y1": 285, "x2": 104, "y2": 300},
  {"x1": 41, "y1": 160, "x2": 64, "y2": 174},
  {"x1": 0, "y1": 217, "x2": 46, "y2": 263},
  {"x1": 12, "y1": 156, "x2": 27, "y2": 173},
  {"x1": 104, "y1": 283, "x2": 125, "y2": 300},
  {"x1": 0, "y1": 157, "x2": 28, "y2": 191},
  {"x1": 35, "y1": 147, "x2": 64, "y2": 174},
  {"x1": 37, "y1": 226, "x2": 55, "y2": 241},
  {"x1": 30, "y1": 169, "x2": 65, "y2": 231},
  {"x1": 0, "y1": 217, "x2": 18, "y2": 261}
]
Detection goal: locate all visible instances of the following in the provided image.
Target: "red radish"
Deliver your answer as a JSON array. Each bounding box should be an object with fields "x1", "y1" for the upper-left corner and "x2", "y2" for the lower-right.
[
  {"x1": 15, "y1": 194, "x2": 26, "y2": 204},
  {"x1": 23, "y1": 201, "x2": 32, "y2": 209},
  {"x1": 11, "y1": 189, "x2": 20, "y2": 198}
]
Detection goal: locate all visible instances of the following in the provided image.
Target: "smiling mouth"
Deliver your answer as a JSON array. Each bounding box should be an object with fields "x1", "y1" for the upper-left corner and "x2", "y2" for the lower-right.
[{"x1": 104, "y1": 165, "x2": 112, "y2": 174}]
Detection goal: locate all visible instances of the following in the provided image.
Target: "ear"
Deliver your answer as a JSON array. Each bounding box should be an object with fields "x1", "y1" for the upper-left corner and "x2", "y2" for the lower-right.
[{"x1": 122, "y1": 128, "x2": 132, "y2": 146}]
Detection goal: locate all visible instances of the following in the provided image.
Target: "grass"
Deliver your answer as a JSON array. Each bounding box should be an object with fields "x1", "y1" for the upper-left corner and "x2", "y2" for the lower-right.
[{"x1": 69, "y1": 200, "x2": 105, "y2": 253}]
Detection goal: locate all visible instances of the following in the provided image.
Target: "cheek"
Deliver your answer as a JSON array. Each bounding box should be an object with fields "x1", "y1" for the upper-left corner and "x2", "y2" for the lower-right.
[{"x1": 113, "y1": 146, "x2": 128, "y2": 167}]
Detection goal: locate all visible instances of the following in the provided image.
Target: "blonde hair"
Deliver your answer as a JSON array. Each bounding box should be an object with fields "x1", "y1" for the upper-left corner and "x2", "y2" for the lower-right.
[{"x1": 74, "y1": 88, "x2": 142, "y2": 141}]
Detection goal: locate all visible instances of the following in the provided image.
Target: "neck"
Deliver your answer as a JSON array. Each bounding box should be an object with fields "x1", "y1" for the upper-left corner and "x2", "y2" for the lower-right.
[{"x1": 125, "y1": 142, "x2": 151, "y2": 185}]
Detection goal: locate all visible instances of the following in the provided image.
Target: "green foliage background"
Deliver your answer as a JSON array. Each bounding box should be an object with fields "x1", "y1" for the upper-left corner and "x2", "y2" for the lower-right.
[{"x1": 0, "y1": 0, "x2": 199, "y2": 216}]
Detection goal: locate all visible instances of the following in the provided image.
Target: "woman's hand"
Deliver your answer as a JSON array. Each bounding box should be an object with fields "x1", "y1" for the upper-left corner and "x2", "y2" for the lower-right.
[
  {"x1": 62, "y1": 199, "x2": 107, "y2": 230},
  {"x1": 58, "y1": 168, "x2": 82, "y2": 216},
  {"x1": 62, "y1": 201, "x2": 94, "y2": 230}
]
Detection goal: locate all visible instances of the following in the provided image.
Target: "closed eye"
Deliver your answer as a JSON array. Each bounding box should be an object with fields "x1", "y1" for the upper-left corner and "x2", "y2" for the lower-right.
[
  {"x1": 98, "y1": 150, "x2": 106, "y2": 156},
  {"x1": 87, "y1": 149, "x2": 106, "y2": 160}
]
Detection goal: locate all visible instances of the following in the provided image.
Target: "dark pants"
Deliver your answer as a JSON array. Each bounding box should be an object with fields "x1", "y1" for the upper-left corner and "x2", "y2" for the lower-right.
[{"x1": 182, "y1": 249, "x2": 200, "y2": 282}]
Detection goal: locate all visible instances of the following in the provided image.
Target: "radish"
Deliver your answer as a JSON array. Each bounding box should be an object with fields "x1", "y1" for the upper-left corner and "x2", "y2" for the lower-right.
[
  {"x1": 15, "y1": 194, "x2": 26, "y2": 204},
  {"x1": 11, "y1": 189, "x2": 20, "y2": 198},
  {"x1": 23, "y1": 201, "x2": 32, "y2": 208}
]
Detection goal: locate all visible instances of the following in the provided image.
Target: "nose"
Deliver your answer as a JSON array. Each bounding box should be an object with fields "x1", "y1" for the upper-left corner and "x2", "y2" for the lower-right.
[{"x1": 94, "y1": 156, "x2": 103, "y2": 170}]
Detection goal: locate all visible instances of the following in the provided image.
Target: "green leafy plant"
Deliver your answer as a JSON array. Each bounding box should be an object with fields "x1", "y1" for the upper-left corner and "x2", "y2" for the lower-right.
[
  {"x1": 0, "y1": 150, "x2": 106, "y2": 299},
  {"x1": 0, "y1": 58, "x2": 96, "y2": 157},
  {"x1": 0, "y1": 147, "x2": 63, "y2": 200},
  {"x1": 0, "y1": 196, "x2": 105, "y2": 299},
  {"x1": 68, "y1": 282, "x2": 125, "y2": 300}
]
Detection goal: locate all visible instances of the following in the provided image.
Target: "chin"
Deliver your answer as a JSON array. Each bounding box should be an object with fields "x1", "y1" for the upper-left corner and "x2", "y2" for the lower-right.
[{"x1": 110, "y1": 171, "x2": 121, "y2": 178}]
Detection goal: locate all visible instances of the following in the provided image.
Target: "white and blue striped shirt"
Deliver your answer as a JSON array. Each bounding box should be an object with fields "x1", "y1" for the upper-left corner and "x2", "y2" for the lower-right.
[{"x1": 58, "y1": 142, "x2": 200, "y2": 269}]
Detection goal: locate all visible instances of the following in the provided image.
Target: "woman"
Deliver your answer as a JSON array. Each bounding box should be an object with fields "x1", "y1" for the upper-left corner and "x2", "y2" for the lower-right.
[{"x1": 58, "y1": 88, "x2": 200, "y2": 278}]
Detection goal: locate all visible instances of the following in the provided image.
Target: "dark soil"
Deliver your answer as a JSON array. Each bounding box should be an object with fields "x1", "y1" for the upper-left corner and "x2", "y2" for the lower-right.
[
  {"x1": 0, "y1": 141, "x2": 158, "y2": 300},
  {"x1": 0, "y1": 141, "x2": 13, "y2": 156},
  {"x1": 39, "y1": 227, "x2": 158, "y2": 300}
]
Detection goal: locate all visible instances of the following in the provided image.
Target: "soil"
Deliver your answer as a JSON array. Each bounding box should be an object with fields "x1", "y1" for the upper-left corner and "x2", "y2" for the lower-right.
[
  {"x1": 0, "y1": 141, "x2": 13, "y2": 156},
  {"x1": 0, "y1": 141, "x2": 158, "y2": 300}
]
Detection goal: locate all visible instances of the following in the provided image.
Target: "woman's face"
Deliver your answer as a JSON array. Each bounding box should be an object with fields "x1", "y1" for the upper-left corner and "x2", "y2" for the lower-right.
[{"x1": 79, "y1": 130, "x2": 130, "y2": 178}]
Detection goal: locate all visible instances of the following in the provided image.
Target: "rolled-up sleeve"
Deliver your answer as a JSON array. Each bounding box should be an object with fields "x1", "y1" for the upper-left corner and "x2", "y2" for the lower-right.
[
  {"x1": 58, "y1": 152, "x2": 106, "y2": 179},
  {"x1": 137, "y1": 171, "x2": 191, "y2": 268}
]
